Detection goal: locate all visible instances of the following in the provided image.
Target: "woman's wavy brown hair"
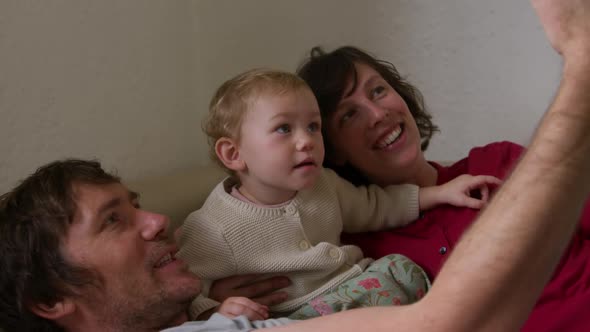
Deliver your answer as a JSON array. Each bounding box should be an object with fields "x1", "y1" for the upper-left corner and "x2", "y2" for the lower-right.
[{"x1": 297, "y1": 46, "x2": 439, "y2": 185}]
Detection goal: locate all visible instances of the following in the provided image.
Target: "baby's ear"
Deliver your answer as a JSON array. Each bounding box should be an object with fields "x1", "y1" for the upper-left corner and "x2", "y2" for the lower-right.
[{"x1": 215, "y1": 137, "x2": 246, "y2": 172}]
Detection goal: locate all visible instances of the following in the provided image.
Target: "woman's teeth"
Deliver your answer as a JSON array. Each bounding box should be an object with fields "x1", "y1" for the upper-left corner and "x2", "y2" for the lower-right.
[{"x1": 377, "y1": 126, "x2": 402, "y2": 148}]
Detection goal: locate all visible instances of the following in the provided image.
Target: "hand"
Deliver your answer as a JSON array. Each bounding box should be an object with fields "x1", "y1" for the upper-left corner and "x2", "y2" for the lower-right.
[
  {"x1": 209, "y1": 274, "x2": 290, "y2": 306},
  {"x1": 531, "y1": 0, "x2": 590, "y2": 59},
  {"x1": 217, "y1": 296, "x2": 269, "y2": 321},
  {"x1": 437, "y1": 174, "x2": 503, "y2": 209}
]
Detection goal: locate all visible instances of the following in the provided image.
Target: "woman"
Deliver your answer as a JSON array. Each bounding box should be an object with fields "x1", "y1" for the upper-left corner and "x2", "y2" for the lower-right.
[{"x1": 295, "y1": 45, "x2": 590, "y2": 331}]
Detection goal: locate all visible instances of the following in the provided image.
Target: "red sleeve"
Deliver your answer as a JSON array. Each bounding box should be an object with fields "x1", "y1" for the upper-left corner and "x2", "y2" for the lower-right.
[
  {"x1": 465, "y1": 141, "x2": 524, "y2": 180},
  {"x1": 436, "y1": 141, "x2": 525, "y2": 185}
]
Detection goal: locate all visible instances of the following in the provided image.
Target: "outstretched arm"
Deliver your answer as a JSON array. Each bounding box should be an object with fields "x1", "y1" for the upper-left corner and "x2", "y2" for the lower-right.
[
  {"x1": 419, "y1": 174, "x2": 502, "y2": 210},
  {"x1": 263, "y1": 0, "x2": 590, "y2": 330}
]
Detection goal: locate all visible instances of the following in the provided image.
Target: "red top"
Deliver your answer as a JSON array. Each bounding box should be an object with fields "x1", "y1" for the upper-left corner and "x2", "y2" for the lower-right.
[{"x1": 342, "y1": 141, "x2": 590, "y2": 331}]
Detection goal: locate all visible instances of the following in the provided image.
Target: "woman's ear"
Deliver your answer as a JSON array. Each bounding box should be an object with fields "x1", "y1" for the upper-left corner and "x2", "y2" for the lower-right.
[
  {"x1": 215, "y1": 137, "x2": 246, "y2": 172},
  {"x1": 29, "y1": 298, "x2": 75, "y2": 321}
]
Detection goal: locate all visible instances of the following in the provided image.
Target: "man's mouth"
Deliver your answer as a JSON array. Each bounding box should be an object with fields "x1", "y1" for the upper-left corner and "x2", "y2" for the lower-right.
[
  {"x1": 375, "y1": 124, "x2": 404, "y2": 149},
  {"x1": 154, "y1": 252, "x2": 176, "y2": 269}
]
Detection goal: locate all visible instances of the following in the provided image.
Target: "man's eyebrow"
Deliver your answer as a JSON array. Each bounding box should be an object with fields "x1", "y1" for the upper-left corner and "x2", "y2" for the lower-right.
[
  {"x1": 97, "y1": 197, "x2": 122, "y2": 216},
  {"x1": 97, "y1": 190, "x2": 139, "y2": 216}
]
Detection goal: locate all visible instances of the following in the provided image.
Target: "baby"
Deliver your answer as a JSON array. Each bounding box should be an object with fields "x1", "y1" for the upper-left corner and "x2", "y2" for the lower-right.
[{"x1": 178, "y1": 69, "x2": 500, "y2": 321}]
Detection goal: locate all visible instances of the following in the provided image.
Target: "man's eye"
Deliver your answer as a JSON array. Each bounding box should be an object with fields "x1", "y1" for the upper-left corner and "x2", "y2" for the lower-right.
[
  {"x1": 106, "y1": 212, "x2": 121, "y2": 225},
  {"x1": 276, "y1": 124, "x2": 291, "y2": 134},
  {"x1": 308, "y1": 122, "x2": 320, "y2": 132}
]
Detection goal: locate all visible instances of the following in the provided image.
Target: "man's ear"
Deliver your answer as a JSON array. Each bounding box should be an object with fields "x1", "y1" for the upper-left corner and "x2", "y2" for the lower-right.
[
  {"x1": 29, "y1": 298, "x2": 75, "y2": 321},
  {"x1": 215, "y1": 137, "x2": 246, "y2": 172}
]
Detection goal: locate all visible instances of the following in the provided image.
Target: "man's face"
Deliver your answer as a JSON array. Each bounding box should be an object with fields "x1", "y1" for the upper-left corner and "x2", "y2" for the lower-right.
[{"x1": 62, "y1": 182, "x2": 200, "y2": 330}]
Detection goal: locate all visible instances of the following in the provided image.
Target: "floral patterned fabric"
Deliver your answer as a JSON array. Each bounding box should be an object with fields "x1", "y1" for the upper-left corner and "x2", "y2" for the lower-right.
[{"x1": 288, "y1": 254, "x2": 430, "y2": 319}]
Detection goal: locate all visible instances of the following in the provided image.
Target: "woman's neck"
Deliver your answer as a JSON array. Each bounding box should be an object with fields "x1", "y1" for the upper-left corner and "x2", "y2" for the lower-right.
[
  {"x1": 413, "y1": 160, "x2": 438, "y2": 187},
  {"x1": 373, "y1": 159, "x2": 437, "y2": 188}
]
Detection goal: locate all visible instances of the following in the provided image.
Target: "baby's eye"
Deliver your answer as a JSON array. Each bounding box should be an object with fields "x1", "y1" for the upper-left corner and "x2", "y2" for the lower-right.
[
  {"x1": 276, "y1": 124, "x2": 291, "y2": 134},
  {"x1": 308, "y1": 122, "x2": 320, "y2": 132}
]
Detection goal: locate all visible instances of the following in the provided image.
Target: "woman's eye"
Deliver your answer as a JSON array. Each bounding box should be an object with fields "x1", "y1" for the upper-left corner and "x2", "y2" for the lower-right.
[
  {"x1": 371, "y1": 85, "x2": 386, "y2": 98},
  {"x1": 308, "y1": 122, "x2": 320, "y2": 132},
  {"x1": 340, "y1": 109, "x2": 357, "y2": 125},
  {"x1": 276, "y1": 124, "x2": 291, "y2": 134}
]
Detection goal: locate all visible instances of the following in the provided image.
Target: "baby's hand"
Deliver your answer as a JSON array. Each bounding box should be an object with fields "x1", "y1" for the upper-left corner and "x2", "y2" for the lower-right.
[
  {"x1": 439, "y1": 174, "x2": 503, "y2": 209},
  {"x1": 217, "y1": 296, "x2": 269, "y2": 321}
]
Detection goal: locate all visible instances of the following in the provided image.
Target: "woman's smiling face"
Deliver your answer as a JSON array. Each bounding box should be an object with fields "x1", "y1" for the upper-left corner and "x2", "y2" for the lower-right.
[{"x1": 324, "y1": 62, "x2": 425, "y2": 186}]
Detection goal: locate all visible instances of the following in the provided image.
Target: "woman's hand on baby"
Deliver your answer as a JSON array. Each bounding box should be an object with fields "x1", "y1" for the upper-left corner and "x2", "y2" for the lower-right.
[
  {"x1": 420, "y1": 174, "x2": 503, "y2": 210},
  {"x1": 217, "y1": 296, "x2": 270, "y2": 321}
]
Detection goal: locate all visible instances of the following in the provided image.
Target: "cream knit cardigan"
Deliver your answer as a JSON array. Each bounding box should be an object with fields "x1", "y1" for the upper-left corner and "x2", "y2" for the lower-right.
[{"x1": 178, "y1": 168, "x2": 419, "y2": 317}]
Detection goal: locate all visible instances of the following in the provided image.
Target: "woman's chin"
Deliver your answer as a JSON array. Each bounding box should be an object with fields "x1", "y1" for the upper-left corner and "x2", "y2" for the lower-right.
[{"x1": 377, "y1": 146, "x2": 423, "y2": 183}]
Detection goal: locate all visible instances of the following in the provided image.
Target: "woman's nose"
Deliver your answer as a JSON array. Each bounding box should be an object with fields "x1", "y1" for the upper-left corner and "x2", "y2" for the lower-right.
[
  {"x1": 366, "y1": 102, "x2": 389, "y2": 127},
  {"x1": 139, "y1": 210, "x2": 169, "y2": 240}
]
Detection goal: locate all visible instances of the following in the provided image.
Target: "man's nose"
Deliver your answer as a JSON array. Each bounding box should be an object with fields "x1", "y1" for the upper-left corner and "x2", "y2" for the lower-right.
[{"x1": 139, "y1": 210, "x2": 169, "y2": 240}]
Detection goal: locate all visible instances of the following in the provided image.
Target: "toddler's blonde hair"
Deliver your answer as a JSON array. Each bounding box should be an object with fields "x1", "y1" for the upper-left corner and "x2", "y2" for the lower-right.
[{"x1": 204, "y1": 68, "x2": 309, "y2": 172}]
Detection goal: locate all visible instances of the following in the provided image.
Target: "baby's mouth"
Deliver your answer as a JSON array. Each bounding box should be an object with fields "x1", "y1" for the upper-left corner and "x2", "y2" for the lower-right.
[{"x1": 294, "y1": 159, "x2": 316, "y2": 169}]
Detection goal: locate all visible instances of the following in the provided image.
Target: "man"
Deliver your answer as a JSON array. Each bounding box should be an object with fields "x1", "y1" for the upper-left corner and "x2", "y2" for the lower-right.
[{"x1": 1, "y1": 0, "x2": 590, "y2": 331}]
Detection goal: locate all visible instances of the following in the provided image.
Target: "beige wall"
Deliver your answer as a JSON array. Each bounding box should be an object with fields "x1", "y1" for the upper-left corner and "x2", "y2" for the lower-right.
[
  {"x1": 0, "y1": 0, "x2": 560, "y2": 193},
  {"x1": 0, "y1": 1, "x2": 196, "y2": 192}
]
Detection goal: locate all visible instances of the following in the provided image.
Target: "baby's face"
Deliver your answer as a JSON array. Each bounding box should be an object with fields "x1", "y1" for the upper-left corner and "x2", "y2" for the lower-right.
[{"x1": 237, "y1": 87, "x2": 325, "y2": 196}]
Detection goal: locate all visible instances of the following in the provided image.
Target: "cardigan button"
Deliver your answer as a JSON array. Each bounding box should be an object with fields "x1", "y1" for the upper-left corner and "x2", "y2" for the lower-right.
[
  {"x1": 439, "y1": 246, "x2": 448, "y2": 255},
  {"x1": 286, "y1": 206, "x2": 297, "y2": 215},
  {"x1": 299, "y1": 240, "x2": 310, "y2": 250},
  {"x1": 329, "y1": 248, "x2": 340, "y2": 259}
]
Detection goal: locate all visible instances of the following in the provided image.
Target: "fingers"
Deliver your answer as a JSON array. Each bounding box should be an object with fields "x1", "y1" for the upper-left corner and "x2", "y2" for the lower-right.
[
  {"x1": 220, "y1": 297, "x2": 269, "y2": 321},
  {"x1": 460, "y1": 196, "x2": 486, "y2": 209},
  {"x1": 235, "y1": 276, "x2": 291, "y2": 299},
  {"x1": 252, "y1": 290, "x2": 289, "y2": 306},
  {"x1": 469, "y1": 175, "x2": 502, "y2": 188},
  {"x1": 480, "y1": 185, "x2": 490, "y2": 203},
  {"x1": 209, "y1": 274, "x2": 291, "y2": 302},
  {"x1": 215, "y1": 274, "x2": 263, "y2": 289}
]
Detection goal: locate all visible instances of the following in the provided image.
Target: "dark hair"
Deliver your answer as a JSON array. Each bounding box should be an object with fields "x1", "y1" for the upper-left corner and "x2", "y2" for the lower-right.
[
  {"x1": 297, "y1": 46, "x2": 439, "y2": 185},
  {"x1": 0, "y1": 159, "x2": 120, "y2": 332}
]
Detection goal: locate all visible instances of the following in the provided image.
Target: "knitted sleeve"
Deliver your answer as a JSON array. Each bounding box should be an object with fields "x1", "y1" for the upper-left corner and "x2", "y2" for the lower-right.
[
  {"x1": 325, "y1": 169, "x2": 420, "y2": 233},
  {"x1": 177, "y1": 194, "x2": 239, "y2": 317},
  {"x1": 178, "y1": 207, "x2": 238, "y2": 278}
]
